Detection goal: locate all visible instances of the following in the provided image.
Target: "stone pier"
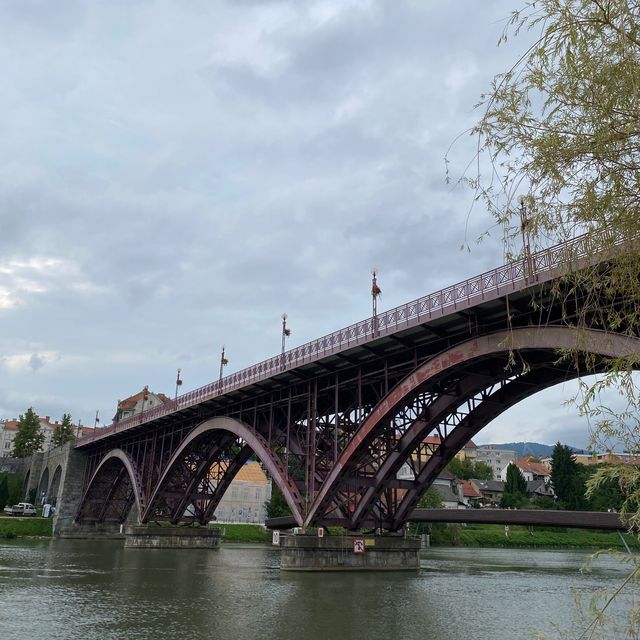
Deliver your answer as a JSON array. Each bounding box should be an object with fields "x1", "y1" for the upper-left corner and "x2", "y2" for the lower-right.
[
  {"x1": 124, "y1": 526, "x2": 222, "y2": 549},
  {"x1": 278, "y1": 534, "x2": 420, "y2": 571}
]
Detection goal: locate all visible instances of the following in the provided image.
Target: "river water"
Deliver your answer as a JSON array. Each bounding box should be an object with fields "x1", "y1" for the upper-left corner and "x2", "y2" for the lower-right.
[{"x1": 0, "y1": 539, "x2": 635, "y2": 640}]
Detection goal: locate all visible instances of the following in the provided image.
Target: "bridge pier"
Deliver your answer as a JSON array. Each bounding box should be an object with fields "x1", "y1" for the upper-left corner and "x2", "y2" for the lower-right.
[
  {"x1": 124, "y1": 526, "x2": 222, "y2": 549},
  {"x1": 278, "y1": 534, "x2": 420, "y2": 571}
]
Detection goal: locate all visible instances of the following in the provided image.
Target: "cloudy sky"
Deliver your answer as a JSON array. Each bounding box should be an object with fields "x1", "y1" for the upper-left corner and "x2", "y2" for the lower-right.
[{"x1": 0, "y1": 0, "x2": 601, "y2": 448}]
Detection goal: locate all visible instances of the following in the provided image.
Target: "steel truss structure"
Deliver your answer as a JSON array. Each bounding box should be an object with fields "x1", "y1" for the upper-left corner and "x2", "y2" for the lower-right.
[{"x1": 75, "y1": 234, "x2": 640, "y2": 531}]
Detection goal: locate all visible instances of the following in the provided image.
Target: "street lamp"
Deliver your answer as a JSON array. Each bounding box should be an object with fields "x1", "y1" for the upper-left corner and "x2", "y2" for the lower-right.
[
  {"x1": 281, "y1": 313, "x2": 291, "y2": 370},
  {"x1": 175, "y1": 368, "x2": 182, "y2": 403},
  {"x1": 519, "y1": 197, "x2": 534, "y2": 280},
  {"x1": 219, "y1": 346, "x2": 228, "y2": 382},
  {"x1": 371, "y1": 268, "x2": 381, "y2": 337}
]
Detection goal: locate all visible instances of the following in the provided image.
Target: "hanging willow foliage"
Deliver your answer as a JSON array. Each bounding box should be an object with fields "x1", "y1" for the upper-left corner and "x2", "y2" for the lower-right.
[{"x1": 453, "y1": 3, "x2": 640, "y2": 634}]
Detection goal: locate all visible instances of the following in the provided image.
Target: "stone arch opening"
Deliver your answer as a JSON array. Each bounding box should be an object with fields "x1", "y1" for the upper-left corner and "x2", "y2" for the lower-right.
[
  {"x1": 37, "y1": 467, "x2": 50, "y2": 504},
  {"x1": 49, "y1": 465, "x2": 63, "y2": 507}
]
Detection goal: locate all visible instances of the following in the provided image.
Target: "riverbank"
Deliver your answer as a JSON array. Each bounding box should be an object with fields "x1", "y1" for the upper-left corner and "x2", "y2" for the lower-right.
[
  {"x1": 218, "y1": 523, "x2": 637, "y2": 551},
  {"x1": 1, "y1": 519, "x2": 632, "y2": 550},
  {"x1": 426, "y1": 523, "x2": 638, "y2": 549},
  {"x1": 0, "y1": 516, "x2": 52, "y2": 538}
]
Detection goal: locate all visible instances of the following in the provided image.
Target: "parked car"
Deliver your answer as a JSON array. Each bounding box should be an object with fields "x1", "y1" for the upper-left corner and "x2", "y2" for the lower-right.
[{"x1": 3, "y1": 503, "x2": 37, "y2": 517}]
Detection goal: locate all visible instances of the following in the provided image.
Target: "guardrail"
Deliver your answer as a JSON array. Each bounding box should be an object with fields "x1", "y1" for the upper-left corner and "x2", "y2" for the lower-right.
[{"x1": 77, "y1": 229, "x2": 623, "y2": 446}]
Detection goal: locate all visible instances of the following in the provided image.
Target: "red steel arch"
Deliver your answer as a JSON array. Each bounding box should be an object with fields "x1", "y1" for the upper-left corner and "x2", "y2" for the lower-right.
[
  {"x1": 306, "y1": 326, "x2": 640, "y2": 528},
  {"x1": 142, "y1": 416, "x2": 305, "y2": 526},
  {"x1": 76, "y1": 448, "x2": 143, "y2": 524}
]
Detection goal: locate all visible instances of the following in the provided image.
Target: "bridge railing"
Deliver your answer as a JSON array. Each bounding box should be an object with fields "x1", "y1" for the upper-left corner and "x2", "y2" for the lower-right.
[{"x1": 77, "y1": 229, "x2": 623, "y2": 445}]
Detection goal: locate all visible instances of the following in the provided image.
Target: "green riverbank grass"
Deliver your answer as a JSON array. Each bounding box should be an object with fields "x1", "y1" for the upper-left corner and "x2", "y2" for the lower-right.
[
  {"x1": 0, "y1": 517, "x2": 52, "y2": 538},
  {"x1": 429, "y1": 524, "x2": 638, "y2": 550},
  {"x1": 217, "y1": 524, "x2": 272, "y2": 543}
]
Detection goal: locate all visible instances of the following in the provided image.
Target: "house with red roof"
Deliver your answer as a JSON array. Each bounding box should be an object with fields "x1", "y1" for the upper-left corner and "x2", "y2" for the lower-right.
[
  {"x1": 500, "y1": 455, "x2": 551, "y2": 482},
  {"x1": 113, "y1": 387, "x2": 174, "y2": 423}
]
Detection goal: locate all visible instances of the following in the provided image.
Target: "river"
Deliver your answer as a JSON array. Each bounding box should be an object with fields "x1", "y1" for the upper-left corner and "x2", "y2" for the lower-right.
[{"x1": 0, "y1": 539, "x2": 634, "y2": 640}]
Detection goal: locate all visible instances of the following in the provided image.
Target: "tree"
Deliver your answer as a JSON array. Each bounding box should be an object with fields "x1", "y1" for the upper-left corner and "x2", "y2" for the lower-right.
[
  {"x1": 52, "y1": 413, "x2": 76, "y2": 448},
  {"x1": 0, "y1": 475, "x2": 8, "y2": 510},
  {"x1": 550, "y1": 442, "x2": 587, "y2": 509},
  {"x1": 447, "y1": 457, "x2": 494, "y2": 480},
  {"x1": 12, "y1": 408, "x2": 44, "y2": 458},
  {"x1": 584, "y1": 464, "x2": 626, "y2": 512},
  {"x1": 264, "y1": 484, "x2": 291, "y2": 519},
  {"x1": 460, "y1": 1, "x2": 640, "y2": 634},
  {"x1": 417, "y1": 486, "x2": 443, "y2": 509},
  {"x1": 501, "y1": 463, "x2": 529, "y2": 508}
]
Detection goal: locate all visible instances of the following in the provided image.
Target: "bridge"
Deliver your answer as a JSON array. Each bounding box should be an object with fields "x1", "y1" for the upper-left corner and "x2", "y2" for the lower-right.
[
  {"x1": 266, "y1": 509, "x2": 628, "y2": 531},
  {"x1": 59, "y1": 231, "x2": 637, "y2": 534}
]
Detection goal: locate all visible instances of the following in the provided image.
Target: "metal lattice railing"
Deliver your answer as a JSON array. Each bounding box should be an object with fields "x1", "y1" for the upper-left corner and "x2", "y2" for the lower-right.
[{"x1": 77, "y1": 229, "x2": 624, "y2": 445}]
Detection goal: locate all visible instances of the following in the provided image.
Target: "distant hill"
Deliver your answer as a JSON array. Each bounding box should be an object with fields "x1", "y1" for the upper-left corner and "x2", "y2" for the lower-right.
[{"x1": 478, "y1": 442, "x2": 586, "y2": 458}]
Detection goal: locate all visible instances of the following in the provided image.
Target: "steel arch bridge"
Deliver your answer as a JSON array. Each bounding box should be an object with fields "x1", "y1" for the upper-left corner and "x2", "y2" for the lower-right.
[{"x1": 75, "y1": 233, "x2": 640, "y2": 531}]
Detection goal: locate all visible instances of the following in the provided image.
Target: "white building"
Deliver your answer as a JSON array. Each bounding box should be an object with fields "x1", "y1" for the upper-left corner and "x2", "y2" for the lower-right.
[
  {"x1": 213, "y1": 461, "x2": 272, "y2": 524},
  {"x1": 476, "y1": 445, "x2": 517, "y2": 480},
  {"x1": 113, "y1": 387, "x2": 174, "y2": 422}
]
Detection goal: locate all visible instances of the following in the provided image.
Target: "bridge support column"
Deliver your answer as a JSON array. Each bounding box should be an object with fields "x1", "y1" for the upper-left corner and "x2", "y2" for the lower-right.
[
  {"x1": 279, "y1": 534, "x2": 420, "y2": 571},
  {"x1": 124, "y1": 526, "x2": 222, "y2": 549}
]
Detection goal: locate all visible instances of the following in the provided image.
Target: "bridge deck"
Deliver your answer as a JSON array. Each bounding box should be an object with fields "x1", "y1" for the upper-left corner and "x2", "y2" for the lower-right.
[{"x1": 77, "y1": 230, "x2": 620, "y2": 448}]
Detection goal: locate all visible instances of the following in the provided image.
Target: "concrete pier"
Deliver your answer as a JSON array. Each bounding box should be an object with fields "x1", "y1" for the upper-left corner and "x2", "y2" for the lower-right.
[
  {"x1": 124, "y1": 526, "x2": 222, "y2": 549},
  {"x1": 278, "y1": 534, "x2": 420, "y2": 571}
]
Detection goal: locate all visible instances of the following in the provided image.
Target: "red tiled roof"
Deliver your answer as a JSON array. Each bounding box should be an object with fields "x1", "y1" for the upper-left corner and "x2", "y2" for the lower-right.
[
  {"x1": 461, "y1": 480, "x2": 482, "y2": 498},
  {"x1": 516, "y1": 456, "x2": 551, "y2": 477},
  {"x1": 118, "y1": 389, "x2": 172, "y2": 410}
]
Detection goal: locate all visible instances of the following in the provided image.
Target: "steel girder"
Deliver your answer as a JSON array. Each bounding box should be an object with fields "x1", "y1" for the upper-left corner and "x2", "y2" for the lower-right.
[{"x1": 305, "y1": 326, "x2": 640, "y2": 529}]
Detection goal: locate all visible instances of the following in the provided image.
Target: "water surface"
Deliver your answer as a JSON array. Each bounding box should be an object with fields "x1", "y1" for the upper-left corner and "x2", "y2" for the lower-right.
[{"x1": 0, "y1": 540, "x2": 633, "y2": 640}]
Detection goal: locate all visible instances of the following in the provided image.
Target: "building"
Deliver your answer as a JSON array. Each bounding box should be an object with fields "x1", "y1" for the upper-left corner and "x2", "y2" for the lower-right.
[
  {"x1": 460, "y1": 479, "x2": 483, "y2": 506},
  {"x1": 541, "y1": 451, "x2": 640, "y2": 467},
  {"x1": 0, "y1": 415, "x2": 93, "y2": 455},
  {"x1": 476, "y1": 445, "x2": 517, "y2": 480},
  {"x1": 113, "y1": 387, "x2": 174, "y2": 423},
  {"x1": 500, "y1": 456, "x2": 551, "y2": 482},
  {"x1": 213, "y1": 461, "x2": 272, "y2": 524},
  {"x1": 470, "y1": 479, "x2": 506, "y2": 505}
]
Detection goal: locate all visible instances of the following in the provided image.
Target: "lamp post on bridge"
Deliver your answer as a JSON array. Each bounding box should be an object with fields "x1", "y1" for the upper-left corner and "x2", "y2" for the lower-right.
[
  {"x1": 519, "y1": 198, "x2": 534, "y2": 281},
  {"x1": 175, "y1": 368, "x2": 182, "y2": 404},
  {"x1": 371, "y1": 268, "x2": 381, "y2": 337},
  {"x1": 219, "y1": 347, "x2": 228, "y2": 382},
  {"x1": 281, "y1": 314, "x2": 291, "y2": 370}
]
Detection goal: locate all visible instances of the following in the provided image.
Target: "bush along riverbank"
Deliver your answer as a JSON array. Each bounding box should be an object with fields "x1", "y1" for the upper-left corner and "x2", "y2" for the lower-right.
[
  {"x1": 0, "y1": 517, "x2": 52, "y2": 539},
  {"x1": 421, "y1": 523, "x2": 638, "y2": 550}
]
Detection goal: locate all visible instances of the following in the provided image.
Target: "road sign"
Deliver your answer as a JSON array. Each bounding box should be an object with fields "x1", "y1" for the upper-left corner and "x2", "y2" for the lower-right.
[
  {"x1": 353, "y1": 538, "x2": 365, "y2": 554},
  {"x1": 272, "y1": 530, "x2": 280, "y2": 546},
  {"x1": 318, "y1": 527, "x2": 324, "y2": 538}
]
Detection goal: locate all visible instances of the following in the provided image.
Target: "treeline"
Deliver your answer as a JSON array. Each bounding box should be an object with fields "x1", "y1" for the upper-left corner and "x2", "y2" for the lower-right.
[{"x1": 11, "y1": 408, "x2": 76, "y2": 458}]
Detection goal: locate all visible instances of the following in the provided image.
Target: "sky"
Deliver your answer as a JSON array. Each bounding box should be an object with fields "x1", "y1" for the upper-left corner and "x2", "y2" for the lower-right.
[{"x1": 0, "y1": 0, "x2": 603, "y2": 449}]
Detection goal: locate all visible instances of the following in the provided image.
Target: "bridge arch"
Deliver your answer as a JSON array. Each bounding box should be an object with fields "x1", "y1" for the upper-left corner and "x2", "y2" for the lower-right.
[
  {"x1": 37, "y1": 467, "x2": 50, "y2": 502},
  {"x1": 142, "y1": 416, "x2": 304, "y2": 526},
  {"x1": 49, "y1": 465, "x2": 63, "y2": 507},
  {"x1": 306, "y1": 326, "x2": 640, "y2": 529},
  {"x1": 75, "y1": 449, "x2": 143, "y2": 524}
]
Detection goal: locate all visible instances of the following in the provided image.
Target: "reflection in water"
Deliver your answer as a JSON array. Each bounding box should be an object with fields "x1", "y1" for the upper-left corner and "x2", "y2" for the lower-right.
[{"x1": 0, "y1": 540, "x2": 632, "y2": 640}]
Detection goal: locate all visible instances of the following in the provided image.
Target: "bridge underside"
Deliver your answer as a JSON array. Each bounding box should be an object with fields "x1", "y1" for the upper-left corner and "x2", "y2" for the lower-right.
[{"x1": 75, "y1": 322, "x2": 640, "y2": 532}]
